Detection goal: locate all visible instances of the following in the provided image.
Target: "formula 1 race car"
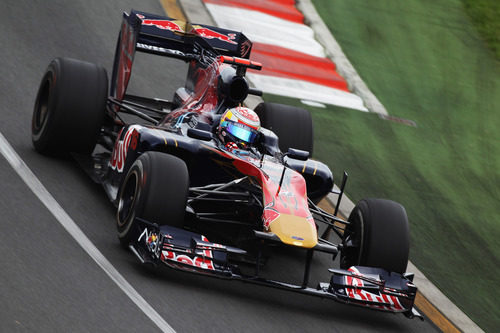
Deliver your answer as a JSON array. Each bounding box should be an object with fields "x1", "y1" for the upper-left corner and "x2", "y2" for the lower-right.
[{"x1": 31, "y1": 10, "x2": 422, "y2": 319}]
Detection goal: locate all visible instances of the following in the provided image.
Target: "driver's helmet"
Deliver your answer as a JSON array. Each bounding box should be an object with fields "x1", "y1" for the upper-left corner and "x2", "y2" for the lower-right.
[{"x1": 218, "y1": 106, "x2": 260, "y2": 148}]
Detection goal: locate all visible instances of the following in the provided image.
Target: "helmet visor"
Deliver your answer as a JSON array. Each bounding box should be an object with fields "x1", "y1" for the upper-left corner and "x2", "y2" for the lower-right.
[{"x1": 222, "y1": 121, "x2": 258, "y2": 143}]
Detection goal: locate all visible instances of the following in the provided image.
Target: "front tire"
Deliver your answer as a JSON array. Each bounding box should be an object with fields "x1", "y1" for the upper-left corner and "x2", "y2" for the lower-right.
[
  {"x1": 32, "y1": 57, "x2": 108, "y2": 155},
  {"x1": 116, "y1": 152, "x2": 189, "y2": 248},
  {"x1": 340, "y1": 198, "x2": 410, "y2": 274}
]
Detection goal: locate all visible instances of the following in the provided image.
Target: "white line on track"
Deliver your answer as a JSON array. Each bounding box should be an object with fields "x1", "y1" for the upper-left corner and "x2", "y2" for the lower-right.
[{"x1": 0, "y1": 132, "x2": 175, "y2": 333}]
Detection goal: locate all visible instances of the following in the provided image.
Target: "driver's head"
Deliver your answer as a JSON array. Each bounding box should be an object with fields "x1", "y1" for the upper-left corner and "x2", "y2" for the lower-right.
[{"x1": 218, "y1": 106, "x2": 260, "y2": 148}]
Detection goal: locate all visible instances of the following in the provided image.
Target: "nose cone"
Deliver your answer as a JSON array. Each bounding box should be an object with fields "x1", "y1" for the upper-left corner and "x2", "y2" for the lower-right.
[{"x1": 269, "y1": 214, "x2": 318, "y2": 248}]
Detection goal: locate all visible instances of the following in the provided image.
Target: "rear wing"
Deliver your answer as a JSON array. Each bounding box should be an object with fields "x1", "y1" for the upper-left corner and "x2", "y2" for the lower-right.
[{"x1": 111, "y1": 10, "x2": 253, "y2": 102}]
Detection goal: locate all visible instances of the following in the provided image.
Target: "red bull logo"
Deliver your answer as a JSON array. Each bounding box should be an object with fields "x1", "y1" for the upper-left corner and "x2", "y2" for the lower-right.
[
  {"x1": 136, "y1": 14, "x2": 237, "y2": 45},
  {"x1": 263, "y1": 205, "x2": 280, "y2": 229},
  {"x1": 136, "y1": 14, "x2": 184, "y2": 33},
  {"x1": 190, "y1": 25, "x2": 237, "y2": 45}
]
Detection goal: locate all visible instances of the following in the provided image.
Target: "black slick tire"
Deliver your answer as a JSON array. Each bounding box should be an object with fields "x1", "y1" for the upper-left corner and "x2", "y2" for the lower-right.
[
  {"x1": 340, "y1": 198, "x2": 410, "y2": 274},
  {"x1": 116, "y1": 152, "x2": 189, "y2": 248},
  {"x1": 32, "y1": 57, "x2": 108, "y2": 155},
  {"x1": 255, "y1": 102, "x2": 313, "y2": 154}
]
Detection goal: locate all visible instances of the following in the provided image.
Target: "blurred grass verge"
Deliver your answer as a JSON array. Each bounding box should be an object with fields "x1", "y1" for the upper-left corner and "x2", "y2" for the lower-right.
[
  {"x1": 462, "y1": 0, "x2": 500, "y2": 60},
  {"x1": 263, "y1": 1, "x2": 499, "y2": 330}
]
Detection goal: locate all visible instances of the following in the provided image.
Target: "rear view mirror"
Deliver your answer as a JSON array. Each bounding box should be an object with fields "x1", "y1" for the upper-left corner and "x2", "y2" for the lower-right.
[
  {"x1": 285, "y1": 148, "x2": 309, "y2": 161},
  {"x1": 187, "y1": 128, "x2": 213, "y2": 141}
]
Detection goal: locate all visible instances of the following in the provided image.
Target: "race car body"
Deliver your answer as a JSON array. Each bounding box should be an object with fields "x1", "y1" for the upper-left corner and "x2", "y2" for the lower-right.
[{"x1": 31, "y1": 10, "x2": 422, "y2": 320}]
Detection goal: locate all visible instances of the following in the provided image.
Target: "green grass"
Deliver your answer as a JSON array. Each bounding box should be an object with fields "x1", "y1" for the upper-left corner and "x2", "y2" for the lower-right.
[
  {"x1": 263, "y1": 0, "x2": 500, "y2": 330},
  {"x1": 462, "y1": 0, "x2": 500, "y2": 60}
]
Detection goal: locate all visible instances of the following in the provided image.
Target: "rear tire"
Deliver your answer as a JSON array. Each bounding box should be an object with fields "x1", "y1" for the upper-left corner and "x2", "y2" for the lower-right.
[
  {"x1": 340, "y1": 198, "x2": 409, "y2": 274},
  {"x1": 32, "y1": 57, "x2": 108, "y2": 155},
  {"x1": 116, "y1": 152, "x2": 189, "y2": 248},
  {"x1": 255, "y1": 102, "x2": 313, "y2": 155}
]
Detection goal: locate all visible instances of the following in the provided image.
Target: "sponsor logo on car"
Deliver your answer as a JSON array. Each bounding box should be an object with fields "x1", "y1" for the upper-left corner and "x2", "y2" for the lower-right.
[
  {"x1": 136, "y1": 14, "x2": 237, "y2": 45},
  {"x1": 137, "y1": 14, "x2": 185, "y2": 33},
  {"x1": 345, "y1": 267, "x2": 403, "y2": 311},
  {"x1": 190, "y1": 25, "x2": 237, "y2": 45},
  {"x1": 110, "y1": 126, "x2": 140, "y2": 172},
  {"x1": 139, "y1": 227, "x2": 163, "y2": 258},
  {"x1": 161, "y1": 250, "x2": 215, "y2": 271}
]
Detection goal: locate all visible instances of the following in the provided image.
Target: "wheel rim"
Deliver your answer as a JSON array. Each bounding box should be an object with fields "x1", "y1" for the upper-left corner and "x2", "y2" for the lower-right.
[
  {"x1": 32, "y1": 80, "x2": 50, "y2": 138},
  {"x1": 117, "y1": 171, "x2": 139, "y2": 228},
  {"x1": 340, "y1": 209, "x2": 364, "y2": 268}
]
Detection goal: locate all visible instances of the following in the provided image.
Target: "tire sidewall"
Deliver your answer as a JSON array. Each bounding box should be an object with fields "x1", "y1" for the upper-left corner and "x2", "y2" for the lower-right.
[
  {"x1": 117, "y1": 157, "x2": 146, "y2": 241},
  {"x1": 340, "y1": 202, "x2": 365, "y2": 268},
  {"x1": 32, "y1": 61, "x2": 60, "y2": 150},
  {"x1": 116, "y1": 152, "x2": 189, "y2": 246},
  {"x1": 341, "y1": 198, "x2": 409, "y2": 274},
  {"x1": 255, "y1": 102, "x2": 314, "y2": 154},
  {"x1": 31, "y1": 57, "x2": 108, "y2": 155}
]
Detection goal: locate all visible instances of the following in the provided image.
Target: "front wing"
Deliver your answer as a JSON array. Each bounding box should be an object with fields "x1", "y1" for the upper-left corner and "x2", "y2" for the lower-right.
[{"x1": 129, "y1": 218, "x2": 423, "y2": 320}]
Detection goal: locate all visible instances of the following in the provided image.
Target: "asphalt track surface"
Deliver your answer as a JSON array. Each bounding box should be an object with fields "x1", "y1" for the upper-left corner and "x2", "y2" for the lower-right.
[{"x1": 0, "y1": 1, "x2": 439, "y2": 332}]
